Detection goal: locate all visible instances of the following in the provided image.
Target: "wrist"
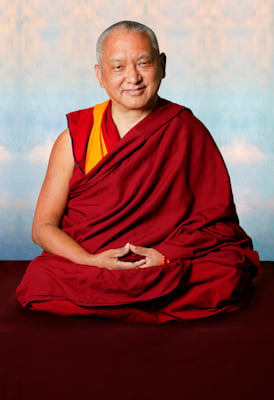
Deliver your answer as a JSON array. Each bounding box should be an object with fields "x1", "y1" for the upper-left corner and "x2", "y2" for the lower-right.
[
  {"x1": 162, "y1": 255, "x2": 170, "y2": 264},
  {"x1": 77, "y1": 251, "x2": 96, "y2": 266}
]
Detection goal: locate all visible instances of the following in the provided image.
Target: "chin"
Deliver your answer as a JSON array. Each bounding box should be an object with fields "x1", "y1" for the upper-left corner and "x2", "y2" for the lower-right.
[{"x1": 124, "y1": 97, "x2": 157, "y2": 111}]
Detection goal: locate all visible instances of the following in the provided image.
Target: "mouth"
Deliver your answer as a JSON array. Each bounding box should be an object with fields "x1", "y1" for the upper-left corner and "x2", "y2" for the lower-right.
[{"x1": 123, "y1": 87, "x2": 146, "y2": 96}]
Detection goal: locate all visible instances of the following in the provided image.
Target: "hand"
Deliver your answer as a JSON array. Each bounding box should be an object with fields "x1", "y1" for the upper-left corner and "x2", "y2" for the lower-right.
[
  {"x1": 90, "y1": 243, "x2": 147, "y2": 270},
  {"x1": 128, "y1": 244, "x2": 163, "y2": 268}
]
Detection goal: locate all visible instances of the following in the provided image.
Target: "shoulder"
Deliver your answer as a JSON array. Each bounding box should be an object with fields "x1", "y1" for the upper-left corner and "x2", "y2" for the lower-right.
[
  {"x1": 65, "y1": 102, "x2": 108, "y2": 172},
  {"x1": 162, "y1": 99, "x2": 210, "y2": 135},
  {"x1": 66, "y1": 105, "x2": 95, "y2": 127},
  {"x1": 66, "y1": 105, "x2": 96, "y2": 158},
  {"x1": 170, "y1": 101, "x2": 213, "y2": 139},
  {"x1": 158, "y1": 97, "x2": 192, "y2": 117},
  {"x1": 163, "y1": 99, "x2": 221, "y2": 153},
  {"x1": 54, "y1": 128, "x2": 71, "y2": 147},
  {"x1": 66, "y1": 100, "x2": 109, "y2": 126},
  {"x1": 50, "y1": 129, "x2": 74, "y2": 164},
  {"x1": 160, "y1": 98, "x2": 208, "y2": 134},
  {"x1": 178, "y1": 110, "x2": 210, "y2": 137}
]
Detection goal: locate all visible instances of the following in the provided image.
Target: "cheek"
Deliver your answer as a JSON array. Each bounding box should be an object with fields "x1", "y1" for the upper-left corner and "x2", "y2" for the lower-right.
[
  {"x1": 106, "y1": 75, "x2": 124, "y2": 89},
  {"x1": 146, "y1": 68, "x2": 163, "y2": 84}
]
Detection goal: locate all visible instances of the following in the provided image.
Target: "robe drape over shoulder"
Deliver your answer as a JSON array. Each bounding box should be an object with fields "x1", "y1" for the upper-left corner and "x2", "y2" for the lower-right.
[{"x1": 16, "y1": 98, "x2": 260, "y2": 323}]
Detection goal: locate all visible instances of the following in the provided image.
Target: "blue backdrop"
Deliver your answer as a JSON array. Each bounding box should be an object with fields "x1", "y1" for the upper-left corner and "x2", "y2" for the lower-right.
[{"x1": 0, "y1": 0, "x2": 273, "y2": 260}]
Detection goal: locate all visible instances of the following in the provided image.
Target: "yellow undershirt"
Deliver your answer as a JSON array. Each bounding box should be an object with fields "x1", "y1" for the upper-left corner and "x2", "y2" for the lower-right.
[{"x1": 84, "y1": 100, "x2": 110, "y2": 174}]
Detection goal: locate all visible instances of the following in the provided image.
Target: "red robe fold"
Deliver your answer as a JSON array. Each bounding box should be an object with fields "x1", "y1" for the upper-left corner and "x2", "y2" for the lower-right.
[{"x1": 16, "y1": 98, "x2": 260, "y2": 323}]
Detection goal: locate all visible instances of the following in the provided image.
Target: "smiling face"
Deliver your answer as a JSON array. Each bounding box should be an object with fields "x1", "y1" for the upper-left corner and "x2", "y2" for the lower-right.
[{"x1": 94, "y1": 28, "x2": 166, "y2": 115}]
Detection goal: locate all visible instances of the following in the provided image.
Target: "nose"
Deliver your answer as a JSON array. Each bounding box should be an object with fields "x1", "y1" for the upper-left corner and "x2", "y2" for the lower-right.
[{"x1": 126, "y1": 65, "x2": 141, "y2": 84}]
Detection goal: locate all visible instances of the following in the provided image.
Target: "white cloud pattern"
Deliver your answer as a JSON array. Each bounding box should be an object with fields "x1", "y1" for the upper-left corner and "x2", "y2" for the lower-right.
[
  {"x1": 28, "y1": 139, "x2": 54, "y2": 164},
  {"x1": 0, "y1": 145, "x2": 10, "y2": 163},
  {"x1": 220, "y1": 137, "x2": 264, "y2": 166},
  {"x1": 0, "y1": 193, "x2": 36, "y2": 211}
]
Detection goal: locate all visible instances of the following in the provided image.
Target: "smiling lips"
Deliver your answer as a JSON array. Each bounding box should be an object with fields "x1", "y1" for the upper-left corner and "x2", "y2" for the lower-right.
[{"x1": 123, "y1": 87, "x2": 146, "y2": 95}]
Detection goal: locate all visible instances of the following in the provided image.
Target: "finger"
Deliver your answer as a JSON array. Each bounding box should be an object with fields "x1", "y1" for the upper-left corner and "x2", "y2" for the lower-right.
[
  {"x1": 132, "y1": 258, "x2": 147, "y2": 268},
  {"x1": 114, "y1": 259, "x2": 144, "y2": 270},
  {"x1": 129, "y1": 244, "x2": 148, "y2": 257},
  {"x1": 113, "y1": 243, "x2": 130, "y2": 258}
]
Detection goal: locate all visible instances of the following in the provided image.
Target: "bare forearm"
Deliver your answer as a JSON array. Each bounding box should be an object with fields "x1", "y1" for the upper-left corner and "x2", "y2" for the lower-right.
[
  {"x1": 32, "y1": 225, "x2": 160, "y2": 271},
  {"x1": 32, "y1": 223, "x2": 94, "y2": 265}
]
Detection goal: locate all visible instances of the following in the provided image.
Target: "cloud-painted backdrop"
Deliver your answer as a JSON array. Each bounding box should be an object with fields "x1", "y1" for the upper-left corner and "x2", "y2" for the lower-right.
[{"x1": 0, "y1": 0, "x2": 273, "y2": 260}]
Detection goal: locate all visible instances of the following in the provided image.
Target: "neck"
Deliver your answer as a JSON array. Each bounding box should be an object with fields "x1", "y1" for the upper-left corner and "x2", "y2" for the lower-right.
[{"x1": 111, "y1": 98, "x2": 159, "y2": 138}]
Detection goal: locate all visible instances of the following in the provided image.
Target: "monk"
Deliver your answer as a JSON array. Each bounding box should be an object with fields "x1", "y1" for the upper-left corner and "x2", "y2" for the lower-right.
[{"x1": 16, "y1": 21, "x2": 260, "y2": 323}]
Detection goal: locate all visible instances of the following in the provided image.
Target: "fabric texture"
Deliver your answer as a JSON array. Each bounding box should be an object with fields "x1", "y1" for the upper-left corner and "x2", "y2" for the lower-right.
[
  {"x1": 16, "y1": 98, "x2": 260, "y2": 323},
  {"x1": 84, "y1": 100, "x2": 108, "y2": 173},
  {"x1": 85, "y1": 100, "x2": 120, "y2": 173}
]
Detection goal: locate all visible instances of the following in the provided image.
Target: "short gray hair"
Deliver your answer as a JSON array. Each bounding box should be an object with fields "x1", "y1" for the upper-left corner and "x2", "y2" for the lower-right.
[{"x1": 96, "y1": 20, "x2": 160, "y2": 67}]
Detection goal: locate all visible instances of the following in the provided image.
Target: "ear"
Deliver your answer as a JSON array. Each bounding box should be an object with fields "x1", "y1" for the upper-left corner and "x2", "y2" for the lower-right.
[
  {"x1": 159, "y1": 53, "x2": 166, "y2": 79},
  {"x1": 94, "y1": 64, "x2": 105, "y2": 88}
]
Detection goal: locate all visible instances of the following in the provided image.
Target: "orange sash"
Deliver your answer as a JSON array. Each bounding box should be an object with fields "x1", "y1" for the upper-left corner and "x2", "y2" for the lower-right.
[{"x1": 85, "y1": 100, "x2": 110, "y2": 173}]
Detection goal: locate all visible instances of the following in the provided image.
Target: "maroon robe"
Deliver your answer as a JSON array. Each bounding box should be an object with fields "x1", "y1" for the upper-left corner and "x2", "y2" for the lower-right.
[{"x1": 16, "y1": 98, "x2": 260, "y2": 323}]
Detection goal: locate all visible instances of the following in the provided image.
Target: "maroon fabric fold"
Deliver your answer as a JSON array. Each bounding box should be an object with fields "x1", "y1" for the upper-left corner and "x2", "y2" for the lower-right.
[
  {"x1": 16, "y1": 254, "x2": 188, "y2": 307},
  {"x1": 102, "y1": 101, "x2": 121, "y2": 151},
  {"x1": 16, "y1": 98, "x2": 260, "y2": 322}
]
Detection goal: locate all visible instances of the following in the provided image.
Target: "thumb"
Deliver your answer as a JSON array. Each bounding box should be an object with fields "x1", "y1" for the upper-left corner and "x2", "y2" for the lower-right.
[
  {"x1": 115, "y1": 242, "x2": 130, "y2": 257},
  {"x1": 129, "y1": 244, "x2": 147, "y2": 256}
]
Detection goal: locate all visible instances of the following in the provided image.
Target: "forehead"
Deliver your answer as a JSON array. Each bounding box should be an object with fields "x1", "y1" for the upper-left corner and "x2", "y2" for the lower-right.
[{"x1": 101, "y1": 28, "x2": 155, "y2": 59}]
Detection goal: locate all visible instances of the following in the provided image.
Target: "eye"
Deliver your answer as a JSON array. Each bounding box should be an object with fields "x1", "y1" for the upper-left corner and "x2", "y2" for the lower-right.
[
  {"x1": 113, "y1": 65, "x2": 123, "y2": 71},
  {"x1": 138, "y1": 60, "x2": 151, "y2": 67}
]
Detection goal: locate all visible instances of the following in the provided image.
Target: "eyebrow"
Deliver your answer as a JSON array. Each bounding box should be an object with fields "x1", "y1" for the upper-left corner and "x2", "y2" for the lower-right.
[
  {"x1": 137, "y1": 54, "x2": 153, "y2": 60},
  {"x1": 110, "y1": 58, "x2": 123, "y2": 63},
  {"x1": 109, "y1": 54, "x2": 154, "y2": 63}
]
